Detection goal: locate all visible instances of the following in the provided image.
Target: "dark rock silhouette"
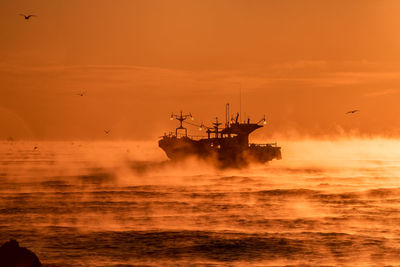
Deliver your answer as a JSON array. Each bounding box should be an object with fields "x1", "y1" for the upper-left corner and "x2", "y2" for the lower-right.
[{"x1": 0, "y1": 239, "x2": 41, "y2": 267}]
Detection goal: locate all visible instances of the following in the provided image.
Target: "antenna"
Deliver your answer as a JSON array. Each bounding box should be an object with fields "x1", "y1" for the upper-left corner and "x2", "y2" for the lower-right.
[
  {"x1": 239, "y1": 83, "x2": 242, "y2": 122},
  {"x1": 225, "y1": 103, "x2": 230, "y2": 127}
]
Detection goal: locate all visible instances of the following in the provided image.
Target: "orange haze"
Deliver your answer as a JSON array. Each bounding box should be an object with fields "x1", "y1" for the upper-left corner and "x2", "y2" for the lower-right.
[{"x1": 1, "y1": 0, "x2": 400, "y2": 140}]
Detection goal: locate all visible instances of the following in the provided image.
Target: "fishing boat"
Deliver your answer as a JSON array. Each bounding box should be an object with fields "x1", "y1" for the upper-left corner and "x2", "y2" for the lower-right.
[{"x1": 159, "y1": 104, "x2": 281, "y2": 168}]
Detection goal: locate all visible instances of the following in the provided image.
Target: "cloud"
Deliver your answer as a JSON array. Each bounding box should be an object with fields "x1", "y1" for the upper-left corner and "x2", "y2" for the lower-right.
[
  {"x1": 1, "y1": 60, "x2": 400, "y2": 140},
  {"x1": 364, "y1": 89, "x2": 399, "y2": 98}
]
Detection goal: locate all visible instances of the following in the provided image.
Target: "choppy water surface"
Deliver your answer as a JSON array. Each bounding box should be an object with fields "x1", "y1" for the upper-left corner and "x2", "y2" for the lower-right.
[{"x1": 2, "y1": 139, "x2": 400, "y2": 266}]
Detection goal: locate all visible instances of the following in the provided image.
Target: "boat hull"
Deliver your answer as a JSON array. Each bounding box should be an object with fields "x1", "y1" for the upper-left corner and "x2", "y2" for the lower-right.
[{"x1": 158, "y1": 136, "x2": 281, "y2": 168}]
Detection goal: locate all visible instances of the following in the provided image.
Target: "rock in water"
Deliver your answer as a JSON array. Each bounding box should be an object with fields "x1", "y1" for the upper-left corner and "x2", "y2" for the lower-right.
[{"x1": 0, "y1": 239, "x2": 41, "y2": 267}]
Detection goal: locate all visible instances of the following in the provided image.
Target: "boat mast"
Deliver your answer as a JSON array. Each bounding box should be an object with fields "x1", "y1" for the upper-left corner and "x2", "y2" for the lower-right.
[
  {"x1": 212, "y1": 117, "x2": 222, "y2": 138},
  {"x1": 170, "y1": 111, "x2": 193, "y2": 136}
]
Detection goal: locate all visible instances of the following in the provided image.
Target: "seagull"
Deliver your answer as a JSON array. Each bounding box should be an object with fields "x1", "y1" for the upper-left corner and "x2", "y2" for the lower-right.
[
  {"x1": 104, "y1": 130, "x2": 110, "y2": 134},
  {"x1": 346, "y1": 110, "x2": 359, "y2": 114},
  {"x1": 20, "y1": 14, "x2": 37, "y2": 20}
]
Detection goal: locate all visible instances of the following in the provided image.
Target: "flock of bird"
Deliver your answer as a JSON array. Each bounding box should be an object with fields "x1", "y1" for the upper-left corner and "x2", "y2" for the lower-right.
[
  {"x1": 76, "y1": 90, "x2": 111, "y2": 135},
  {"x1": 18, "y1": 12, "x2": 359, "y2": 151},
  {"x1": 30, "y1": 88, "x2": 110, "y2": 150},
  {"x1": 18, "y1": 11, "x2": 112, "y2": 149}
]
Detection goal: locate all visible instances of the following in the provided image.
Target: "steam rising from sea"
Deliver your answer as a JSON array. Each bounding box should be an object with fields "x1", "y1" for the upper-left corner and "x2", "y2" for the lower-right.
[{"x1": 1, "y1": 138, "x2": 400, "y2": 266}]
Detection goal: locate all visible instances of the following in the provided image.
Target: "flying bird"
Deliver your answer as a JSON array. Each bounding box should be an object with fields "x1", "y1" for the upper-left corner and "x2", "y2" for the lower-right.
[
  {"x1": 20, "y1": 14, "x2": 37, "y2": 20},
  {"x1": 104, "y1": 130, "x2": 110, "y2": 134},
  {"x1": 346, "y1": 110, "x2": 359, "y2": 114},
  {"x1": 33, "y1": 146, "x2": 38, "y2": 150},
  {"x1": 77, "y1": 91, "x2": 86, "y2": 97}
]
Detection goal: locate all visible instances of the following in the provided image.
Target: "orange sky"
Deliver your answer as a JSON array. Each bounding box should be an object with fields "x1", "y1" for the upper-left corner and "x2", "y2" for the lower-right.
[{"x1": 1, "y1": 0, "x2": 400, "y2": 140}]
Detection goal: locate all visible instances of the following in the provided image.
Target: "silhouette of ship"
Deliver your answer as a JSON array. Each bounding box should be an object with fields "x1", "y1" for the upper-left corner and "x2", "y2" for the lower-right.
[{"x1": 159, "y1": 104, "x2": 281, "y2": 168}]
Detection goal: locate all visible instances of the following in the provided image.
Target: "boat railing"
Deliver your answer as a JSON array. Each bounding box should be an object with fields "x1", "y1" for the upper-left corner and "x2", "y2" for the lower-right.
[
  {"x1": 161, "y1": 132, "x2": 207, "y2": 140},
  {"x1": 249, "y1": 142, "x2": 278, "y2": 147}
]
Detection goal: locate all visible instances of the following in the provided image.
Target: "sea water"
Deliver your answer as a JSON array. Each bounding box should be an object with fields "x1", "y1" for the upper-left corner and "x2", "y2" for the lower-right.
[{"x1": 1, "y1": 139, "x2": 400, "y2": 266}]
